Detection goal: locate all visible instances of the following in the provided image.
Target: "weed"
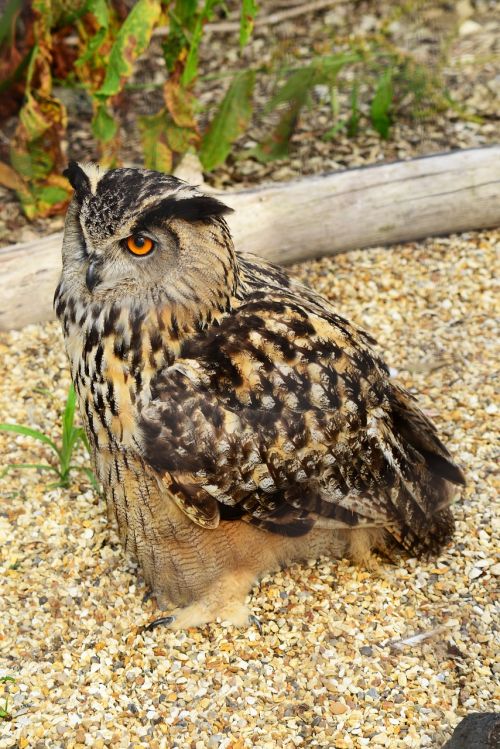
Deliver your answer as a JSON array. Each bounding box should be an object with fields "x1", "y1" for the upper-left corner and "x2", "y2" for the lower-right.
[
  {"x1": 0, "y1": 676, "x2": 15, "y2": 722},
  {"x1": 0, "y1": 385, "x2": 98, "y2": 490},
  {"x1": 0, "y1": 1, "x2": 455, "y2": 217}
]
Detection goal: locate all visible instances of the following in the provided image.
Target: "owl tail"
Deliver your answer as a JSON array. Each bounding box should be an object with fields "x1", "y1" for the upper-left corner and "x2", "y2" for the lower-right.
[{"x1": 382, "y1": 387, "x2": 465, "y2": 558}]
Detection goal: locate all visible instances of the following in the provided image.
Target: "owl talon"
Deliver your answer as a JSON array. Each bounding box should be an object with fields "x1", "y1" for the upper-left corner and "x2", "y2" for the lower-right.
[
  {"x1": 143, "y1": 615, "x2": 175, "y2": 632},
  {"x1": 248, "y1": 614, "x2": 262, "y2": 633}
]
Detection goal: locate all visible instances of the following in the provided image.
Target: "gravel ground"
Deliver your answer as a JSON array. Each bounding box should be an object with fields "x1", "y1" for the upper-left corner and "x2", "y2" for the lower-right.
[{"x1": 0, "y1": 229, "x2": 498, "y2": 748}]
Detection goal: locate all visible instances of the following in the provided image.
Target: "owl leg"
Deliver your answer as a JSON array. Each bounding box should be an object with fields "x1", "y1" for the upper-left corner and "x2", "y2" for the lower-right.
[{"x1": 144, "y1": 569, "x2": 258, "y2": 630}]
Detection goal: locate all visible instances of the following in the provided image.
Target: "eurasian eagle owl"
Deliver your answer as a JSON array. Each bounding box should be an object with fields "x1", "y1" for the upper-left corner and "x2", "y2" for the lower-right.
[{"x1": 54, "y1": 162, "x2": 465, "y2": 630}]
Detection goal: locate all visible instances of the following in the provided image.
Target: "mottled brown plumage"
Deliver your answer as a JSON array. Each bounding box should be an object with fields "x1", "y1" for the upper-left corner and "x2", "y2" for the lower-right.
[{"x1": 55, "y1": 162, "x2": 465, "y2": 628}]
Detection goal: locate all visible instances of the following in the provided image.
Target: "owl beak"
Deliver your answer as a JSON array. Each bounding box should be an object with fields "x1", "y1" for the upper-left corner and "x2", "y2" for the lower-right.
[{"x1": 86, "y1": 260, "x2": 100, "y2": 292}]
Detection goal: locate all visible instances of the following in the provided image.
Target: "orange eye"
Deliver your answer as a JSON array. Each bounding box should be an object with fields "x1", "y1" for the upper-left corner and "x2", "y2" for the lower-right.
[{"x1": 126, "y1": 235, "x2": 154, "y2": 256}]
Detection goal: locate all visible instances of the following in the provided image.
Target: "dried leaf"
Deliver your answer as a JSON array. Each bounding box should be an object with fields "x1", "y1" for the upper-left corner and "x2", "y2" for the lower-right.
[
  {"x1": 164, "y1": 75, "x2": 197, "y2": 128},
  {"x1": 166, "y1": 120, "x2": 199, "y2": 154},
  {"x1": 138, "y1": 110, "x2": 173, "y2": 172},
  {"x1": 200, "y1": 70, "x2": 255, "y2": 171},
  {"x1": 8, "y1": 0, "x2": 72, "y2": 217},
  {"x1": 0, "y1": 161, "x2": 27, "y2": 192}
]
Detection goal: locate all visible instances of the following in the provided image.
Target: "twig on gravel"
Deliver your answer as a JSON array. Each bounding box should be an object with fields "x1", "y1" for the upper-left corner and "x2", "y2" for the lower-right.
[{"x1": 387, "y1": 623, "x2": 459, "y2": 651}]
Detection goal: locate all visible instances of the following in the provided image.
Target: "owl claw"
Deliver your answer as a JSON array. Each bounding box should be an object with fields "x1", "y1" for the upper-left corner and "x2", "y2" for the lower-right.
[
  {"x1": 143, "y1": 615, "x2": 175, "y2": 632},
  {"x1": 248, "y1": 614, "x2": 262, "y2": 633}
]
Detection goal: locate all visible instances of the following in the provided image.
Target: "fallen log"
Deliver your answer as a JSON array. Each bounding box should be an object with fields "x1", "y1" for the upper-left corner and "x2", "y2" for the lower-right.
[{"x1": 0, "y1": 146, "x2": 499, "y2": 331}]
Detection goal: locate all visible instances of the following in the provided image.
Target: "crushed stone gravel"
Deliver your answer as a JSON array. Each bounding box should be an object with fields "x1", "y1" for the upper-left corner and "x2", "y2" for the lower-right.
[{"x1": 0, "y1": 229, "x2": 498, "y2": 748}]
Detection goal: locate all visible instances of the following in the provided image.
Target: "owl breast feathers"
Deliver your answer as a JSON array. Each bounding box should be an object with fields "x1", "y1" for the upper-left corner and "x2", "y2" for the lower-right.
[{"x1": 55, "y1": 162, "x2": 465, "y2": 627}]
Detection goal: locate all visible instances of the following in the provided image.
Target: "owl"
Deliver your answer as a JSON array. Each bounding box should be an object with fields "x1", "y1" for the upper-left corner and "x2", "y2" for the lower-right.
[{"x1": 55, "y1": 161, "x2": 465, "y2": 630}]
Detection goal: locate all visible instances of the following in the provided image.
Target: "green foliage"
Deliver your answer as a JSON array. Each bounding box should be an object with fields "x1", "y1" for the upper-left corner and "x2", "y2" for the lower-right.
[
  {"x1": 200, "y1": 70, "x2": 255, "y2": 170},
  {"x1": 0, "y1": 385, "x2": 98, "y2": 490},
  {"x1": 139, "y1": 109, "x2": 173, "y2": 172},
  {"x1": 256, "y1": 53, "x2": 360, "y2": 162},
  {"x1": 0, "y1": 676, "x2": 15, "y2": 722},
  {"x1": 97, "y1": 0, "x2": 161, "y2": 99},
  {"x1": 240, "y1": 0, "x2": 258, "y2": 48},
  {"x1": 370, "y1": 68, "x2": 393, "y2": 138},
  {"x1": 0, "y1": 2, "x2": 453, "y2": 217}
]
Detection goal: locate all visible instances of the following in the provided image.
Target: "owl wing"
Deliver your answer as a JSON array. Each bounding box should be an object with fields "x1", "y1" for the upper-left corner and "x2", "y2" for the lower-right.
[{"x1": 138, "y1": 292, "x2": 464, "y2": 547}]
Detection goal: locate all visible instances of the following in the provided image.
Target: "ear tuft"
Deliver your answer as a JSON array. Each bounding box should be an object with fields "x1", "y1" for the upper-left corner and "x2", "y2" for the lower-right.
[
  {"x1": 136, "y1": 194, "x2": 234, "y2": 231},
  {"x1": 63, "y1": 161, "x2": 91, "y2": 197},
  {"x1": 170, "y1": 195, "x2": 233, "y2": 222}
]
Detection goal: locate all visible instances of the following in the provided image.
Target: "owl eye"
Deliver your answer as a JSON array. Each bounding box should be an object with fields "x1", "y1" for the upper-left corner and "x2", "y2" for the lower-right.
[{"x1": 126, "y1": 234, "x2": 154, "y2": 256}]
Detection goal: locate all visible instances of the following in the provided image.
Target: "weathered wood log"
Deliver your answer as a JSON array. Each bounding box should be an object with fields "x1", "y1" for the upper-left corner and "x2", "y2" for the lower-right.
[{"x1": 0, "y1": 146, "x2": 499, "y2": 331}]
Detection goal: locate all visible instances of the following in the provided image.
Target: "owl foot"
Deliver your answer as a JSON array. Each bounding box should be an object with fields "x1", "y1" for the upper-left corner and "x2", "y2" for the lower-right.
[
  {"x1": 144, "y1": 570, "x2": 259, "y2": 630},
  {"x1": 143, "y1": 600, "x2": 254, "y2": 630},
  {"x1": 143, "y1": 616, "x2": 175, "y2": 632},
  {"x1": 141, "y1": 607, "x2": 262, "y2": 634}
]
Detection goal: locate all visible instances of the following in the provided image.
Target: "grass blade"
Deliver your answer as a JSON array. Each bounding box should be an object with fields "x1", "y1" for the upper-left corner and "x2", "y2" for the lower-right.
[
  {"x1": 1, "y1": 463, "x2": 60, "y2": 479},
  {"x1": 257, "y1": 53, "x2": 359, "y2": 162},
  {"x1": 0, "y1": 424, "x2": 60, "y2": 456},
  {"x1": 347, "y1": 81, "x2": 360, "y2": 137},
  {"x1": 75, "y1": 427, "x2": 91, "y2": 455},
  {"x1": 240, "y1": 0, "x2": 258, "y2": 48},
  {"x1": 70, "y1": 465, "x2": 100, "y2": 491},
  {"x1": 371, "y1": 68, "x2": 394, "y2": 138}
]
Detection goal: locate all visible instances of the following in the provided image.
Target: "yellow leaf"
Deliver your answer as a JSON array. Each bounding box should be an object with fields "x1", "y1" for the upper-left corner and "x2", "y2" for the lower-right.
[{"x1": 0, "y1": 162, "x2": 27, "y2": 192}]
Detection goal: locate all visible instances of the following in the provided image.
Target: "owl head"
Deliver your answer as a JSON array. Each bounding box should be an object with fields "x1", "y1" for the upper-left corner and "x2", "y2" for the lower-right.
[{"x1": 61, "y1": 162, "x2": 236, "y2": 308}]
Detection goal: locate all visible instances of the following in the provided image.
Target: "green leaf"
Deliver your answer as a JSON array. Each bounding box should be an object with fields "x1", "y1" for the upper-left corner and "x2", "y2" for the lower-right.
[
  {"x1": 322, "y1": 119, "x2": 347, "y2": 140},
  {"x1": 266, "y1": 54, "x2": 359, "y2": 112},
  {"x1": 33, "y1": 184, "x2": 69, "y2": 209},
  {"x1": 62, "y1": 384, "x2": 77, "y2": 445},
  {"x1": 257, "y1": 54, "x2": 359, "y2": 162},
  {"x1": 84, "y1": 0, "x2": 108, "y2": 28},
  {"x1": 240, "y1": 0, "x2": 258, "y2": 47},
  {"x1": 138, "y1": 110, "x2": 173, "y2": 171},
  {"x1": 371, "y1": 68, "x2": 393, "y2": 139},
  {"x1": 75, "y1": 27, "x2": 107, "y2": 67},
  {"x1": 92, "y1": 104, "x2": 118, "y2": 142},
  {"x1": 181, "y1": 0, "x2": 219, "y2": 86},
  {"x1": 200, "y1": 70, "x2": 255, "y2": 170},
  {"x1": 0, "y1": 423, "x2": 59, "y2": 456},
  {"x1": 60, "y1": 384, "x2": 78, "y2": 472},
  {"x1": 0, "y1": 677, "x2": 15, "y2": 684},
  {"x1": 52, "y1": 0, "x2": 92, "y2": 27},
  {"x1": 0, "y1": 0, "x2": 23, "y2": 48},
  {"x1": 165, "y1": 121, "x2": 197, "y2": 154},
  {"x1": 97, "y1": 0, "x2": 162, "y2": 99}
]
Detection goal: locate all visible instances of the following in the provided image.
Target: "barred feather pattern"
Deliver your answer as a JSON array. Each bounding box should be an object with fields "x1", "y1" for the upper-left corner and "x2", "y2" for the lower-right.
[
  {"x1": 138, "y1": 256, "x2": 463, "y2": 555},
  {"x1": 55, "y1": 164, "x2": 465, "y2": 577}
]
